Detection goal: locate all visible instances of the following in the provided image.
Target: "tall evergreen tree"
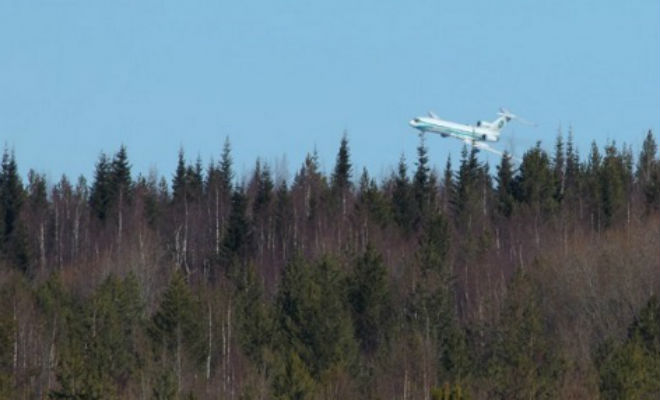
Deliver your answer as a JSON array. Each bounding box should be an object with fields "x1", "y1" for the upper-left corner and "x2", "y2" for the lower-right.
[
  {"x1": 487, "y1": 269, "x2": 562, "y2": 399},
  {"x1": 348, "y1": 245, "x2": 392, "y2": 356},
  {"x1": 109, "y1": 145, "x2": 132, "y2": 204},
  {"x1": 636, "y1": 130, "x2": 660, "y2": 210},
  {"x1": 552, "y1": 133, "x2": 565, "y2": 203},
  {"x1": 0, "y1": 149, "x2": 28, "y2": 270},
  {"x1": 331, "y1": 133, "x2": 352, "y2": 195},
  {"x1": 89, "y1": 152, "x2": 111, "y2": 221},
  {"x1": 495, "y1": 152, "x2": 515, "y2": 218},
  {"x1": 514, "y1": 143, "x2": 556, "y2": 216},
  {"x1": 172, "y1": 148, "x2": 188, "y2": 204},
  {"x1": 600, "y1": 143, "x2": 626, "y2": 227},
  {"x1": 413, "y1": 133, "x2": 433, "y2": 225},
  {"x1": 219, "y1": 137, "x2": 234, "y2": 191},
  {"x1": 392, "y1": 154, "x2": 413, "y2": 232}
]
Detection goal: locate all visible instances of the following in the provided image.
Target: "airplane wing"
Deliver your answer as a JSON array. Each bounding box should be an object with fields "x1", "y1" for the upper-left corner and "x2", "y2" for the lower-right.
[{"x1": 468, "y1": 140, "x2": 521, "y2": 162}]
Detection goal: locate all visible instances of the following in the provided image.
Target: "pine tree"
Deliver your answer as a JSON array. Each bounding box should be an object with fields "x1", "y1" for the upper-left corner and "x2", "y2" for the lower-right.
[
  {"x1": 276, "y1": 256, "x2": 356, "y2": 380},
  {"x1": 393, "y1": 154, "x2": 413, "y2": 232},
  {"x1": 636, "y1": 130, "x2": 660, "y2": 210},
  {"x1": 552, "y1": 132, "x2": 565, "y2": 203},
  {"x1": 348, "y1": 245, "x2": 393, "y2": 355},
  {"x1": 89, "y1": 153, "x2": 111, "y2": 222},
  {"x1": 221, "y1": 187, "x2": 251, "y2": 274},
  {"x1": 488, "y1": 269, "x2": 562, "y2": 399},
  {"x1": 495, "y1": 152, "x2": 515, "y2": 218},
  {"x1": 600, "y1": 143, "x2": 626, "y2": 227},
  {"x1": 442, "y1": 155, "x2": 454, "y2": 214},
  {"x1": 219, "y1": 137, "x2": 234, "y2": 192},
  {"x1": 236, "y1": 263, "x2": 273, "y2": 368},
  {"x1": 331, "y1": 133, "x2": 352, "y2": 195},
  {"x1": 109, "y1": 145, "x2": 132, "y2": 205},
  {"x1": 172, "y1": 148, "x2": 188, "y2": 204},
  {"x1": 331, "y1": 133, "x2": 352, "y2": 216},
  {"x1": 413, "y1": 133, "x2": 433, "y2": 226},
  {"x1": 150, "y1": 270, "x2": 203, "y2": 391},
  {"x1": 514, "y1": 143, "x2": 556, "y2": 216},
  {"x1": 0, "y1": 149, "x2": 28, "y2": 271},
  {"x1": 272, "y1": 351, "x2": 316, "y2": 400}
]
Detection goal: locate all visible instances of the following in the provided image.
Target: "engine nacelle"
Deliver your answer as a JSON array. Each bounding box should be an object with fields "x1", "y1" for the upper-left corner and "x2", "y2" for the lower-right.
[{"x1": 476, "y1": 120, "x2": 494, "y2": 129}]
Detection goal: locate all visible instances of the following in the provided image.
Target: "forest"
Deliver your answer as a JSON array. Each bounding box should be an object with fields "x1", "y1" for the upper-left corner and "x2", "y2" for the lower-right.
[{"x1": 0, "y1": 129, "x2": 658, "y2": 399}]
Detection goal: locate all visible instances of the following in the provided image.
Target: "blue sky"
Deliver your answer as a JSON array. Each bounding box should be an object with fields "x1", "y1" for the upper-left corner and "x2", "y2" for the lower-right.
[{"x1": 1, "y1": 1, "x2": 658, "y2": 184}]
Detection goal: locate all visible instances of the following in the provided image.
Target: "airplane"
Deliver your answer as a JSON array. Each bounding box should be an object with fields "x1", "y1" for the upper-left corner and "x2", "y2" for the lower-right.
[{"x1": 409, "y1": 108, "x2": 534, "y2": 159}]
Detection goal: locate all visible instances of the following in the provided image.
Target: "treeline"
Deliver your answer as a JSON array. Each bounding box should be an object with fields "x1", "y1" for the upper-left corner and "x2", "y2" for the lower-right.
[{"x1": 0, "y1": 130, "x2": 658, "y2": 399}]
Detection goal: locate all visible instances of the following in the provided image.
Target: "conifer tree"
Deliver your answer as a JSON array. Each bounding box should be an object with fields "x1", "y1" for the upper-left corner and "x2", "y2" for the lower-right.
[
  {"x1": 89, "y1": 153, "x2": 111, "y2": 221},
  {"x1": 552, "y1": 133, "x2": 565, "y2": 202},
  {"x1": 393, "y1": 154, "x2": 413, "y2": 232},
  {"x1": 150, "y1": 270, "x2": 203, "y2": 392},
  {"x1": 495, "y1": 152, "x2": 515, "y2": 218},
  {"x1": 600, "y1": 143, "x2": 626, "y2": 227},
  {"x1": 236, "y1": 263, "x2": 273, "y2": 368},
  {"x1": 0, "y1": 149, "x2": 28, "y2": 271},
  {"x1": 331, "y1": 134, "x2": 352, "y2": 216},
  {"x1": 515, "y1": 143, "x2": 556, "y2": 216},
  {"x1": 221, "y1": 187, "x2": 251, "y2": 273},
  {"x1": 172, "y1": 148, "x2": 188, "y2": 204},
  {"x1": 636, "y1": 130, "x2": 660, "y2": 210},
  {"x1": 219, "y1": 137, "x2": 233, "y2": 192},
  {"x1": 488, "y1": 269, "x2": 562, "y2": 399},
  {"x1": 348, "y1": 245, "x2": 392, "y2": 355},
  {"x1": 413, "y1": 133, "x2": 433, "y2": 226},
  {"x1": 109, "y1": 145, "x2": 132, "y2": 205},
  {"x1": 442, "y1": 155, "x2": 454, "y2": 213},
  {"x1": 331, "y1": 134, "x2": 352, "y2": 195}
]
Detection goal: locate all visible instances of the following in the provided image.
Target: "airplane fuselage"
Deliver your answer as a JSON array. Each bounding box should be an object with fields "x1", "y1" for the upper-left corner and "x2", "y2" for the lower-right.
[{"x1": 409, "y1": 117, "x2": 499, "y2": 143}]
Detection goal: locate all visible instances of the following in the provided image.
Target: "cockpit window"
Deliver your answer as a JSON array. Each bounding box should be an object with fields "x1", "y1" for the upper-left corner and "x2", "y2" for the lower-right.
[{"x1": 414, "y1": 118, "x2": 420, "y2": 122}]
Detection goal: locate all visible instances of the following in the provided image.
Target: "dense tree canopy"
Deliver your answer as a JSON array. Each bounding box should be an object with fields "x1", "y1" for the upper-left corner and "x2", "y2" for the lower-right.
[{"x1": 0, "y1": 132, "x2": 657, "y2": 399}]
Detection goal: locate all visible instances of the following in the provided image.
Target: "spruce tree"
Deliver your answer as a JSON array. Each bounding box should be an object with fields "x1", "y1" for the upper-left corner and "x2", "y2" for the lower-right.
[
  {"x1": 488, "y1": 269, "x2": 562, "y2": 399},
  {"x1": 393, "y1": 154, "x2": 413, "y2": 232},
  {"x1": 348, "y1": 245, "x2": 392, "y2": 355},
  {"x1": 495, "y1": 152, "x2": 515, "y2": 218},
  {"x1": 514, "y1": 143, "x2": 556, "y2": 216},
  {"x1": 0, "y1": 149, "x2": 28, "y2": 271},
  {"x1": 636, "y1": 130, "x2": 660, "y2": 210},
  {"x1": 331, "y1": 133, "x2": 352, "y2": 195},
  {"x1": 109, "y1": 145, "x2": 132, "y2": 205},
  {"x1": 172, "y1": 148, "x2": 188, "y2": 204},
  {"x1": 219, "y1": 137, "x2": 234, "y2": 191},
  {"x1": 413, "y1": 133, "x2": 432, "y2": 226}
]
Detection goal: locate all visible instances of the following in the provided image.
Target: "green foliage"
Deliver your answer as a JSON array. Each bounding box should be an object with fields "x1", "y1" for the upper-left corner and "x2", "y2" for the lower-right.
[
  {"x1": 222, "y1": 188, "x2": 252, "y2": 275},
  {"x1": 514, "y1": 143, "x2": 556, "y2": 216},
  {"x1": 152, "y1": 369, "x2": 177, "y2": 400},
  {"x1": 487, "y1": 269, "x2": 562, "y2": 399},
  {"x1": 49, "y1": 273, "x2": 144, "y2": 399},
  {"x1": 150, "y1": 269, "x2": 203, "y2": 366},
  {"x1": 597, "y1": 296, "x2": 660, "y2": 399},
  {"x1": 236, "y1": 264, "x2": 273, "y2": 368},
  {"x1": 331, "y1": 133, "x2": 352, "y2": 196},
  {"x1": 495, "y1": 153, "x2": 516, "y2": 217},
  {"x1": 430, "y1": 382, "x2": 470, "y2": 400},
  {"x1": 0, "y1": 148, "x2": 28, "y2": 270},
  {"x1": 275, "y1": 256, "x2": 357, "y2": 381},
  {"x1": 600, "y1": 142, "x2": 628, "y2": 227},
  {"x1": 393, "y1": 153, "x2": 414, "y2": 232},
  {"x1": 272, "y1": 351, "x2": 316, "y2": 400},
  {"x1": 413, "y1": 133, "x2": 435, "y2": 225},
  {"x1": 348, "y1": 245, "x2": 393, "y2": 355},
  {"x1": 637, "y1": 130, "x2": 660, "y2": 210}
]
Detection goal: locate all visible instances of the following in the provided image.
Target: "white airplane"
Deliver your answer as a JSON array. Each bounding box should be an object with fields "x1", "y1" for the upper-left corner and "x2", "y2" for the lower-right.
[{"x1": 409, "y1": 108, "x2": 533, "y2": 159}]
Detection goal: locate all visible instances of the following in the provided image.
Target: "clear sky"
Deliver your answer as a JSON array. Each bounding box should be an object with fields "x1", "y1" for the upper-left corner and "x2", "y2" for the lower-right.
[{"x1": 1, "y1": 1, "x2": 658, "y2": 184}]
